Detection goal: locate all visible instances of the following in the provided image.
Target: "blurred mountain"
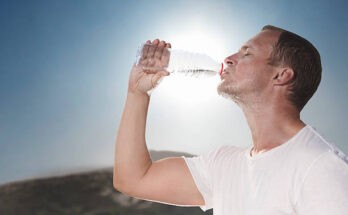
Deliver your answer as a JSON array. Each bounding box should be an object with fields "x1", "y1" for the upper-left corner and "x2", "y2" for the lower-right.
[{"x1": 0, "y1": 150, "x2": 213, "y2": 215}]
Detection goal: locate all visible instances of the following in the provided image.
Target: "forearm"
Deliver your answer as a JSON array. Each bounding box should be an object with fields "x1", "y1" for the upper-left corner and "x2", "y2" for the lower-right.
[{"x1": 113, "y1": 92, "x2": 152, "y2": 188}]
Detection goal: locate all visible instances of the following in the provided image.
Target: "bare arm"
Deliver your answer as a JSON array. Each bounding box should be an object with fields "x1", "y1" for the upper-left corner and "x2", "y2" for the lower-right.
[
  {"x1": 114, "y1": 38, "x2": 169, "y2": 188},
  {"x1": 113, "y1": 39, "x2": 205, "y2": 207},
  {"x1": 113, "y1": 91, "x2": 152, "y2": 189}
]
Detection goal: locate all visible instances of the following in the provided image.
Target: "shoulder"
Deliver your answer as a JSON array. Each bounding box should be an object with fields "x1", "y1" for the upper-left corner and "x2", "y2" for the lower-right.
[
  {"x1": 291, "y1": 125, "x2": 346, "y2": 165},
  {"x1": 197, "y1": 145, "x2": 245, "y2": 158},
  {"x1": 291, "y1": 125, "x2": 348, "y2": 198},
  {"x1": 287, "y1": 124, "x2": 347, "y2": 179},
  {"x1": 303, "y1": 125, "x2": 348, "y2": 172},
  {"x1": 204, "y1": 145, "x2": 247, "y2": 167},
  {"x1": 294, "y1": 150, "x2": 348, "y2": 213},
  {"x1": 183, "y1": 145, "x2": 245, "y2": 167},
  {"x1": 212, "y1": 145, "x2": 246, "y2": 156}
]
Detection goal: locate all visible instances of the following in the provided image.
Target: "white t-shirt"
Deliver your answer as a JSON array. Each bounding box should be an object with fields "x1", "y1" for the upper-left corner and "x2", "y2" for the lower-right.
[{"x1": 182, "y1": 124, "x2": 348, "y2": 215}]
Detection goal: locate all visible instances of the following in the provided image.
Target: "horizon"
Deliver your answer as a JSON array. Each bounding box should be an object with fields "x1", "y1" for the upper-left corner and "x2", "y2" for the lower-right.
[{"x1": 1, "y1": 0, "x2": 347, "y2": 184}]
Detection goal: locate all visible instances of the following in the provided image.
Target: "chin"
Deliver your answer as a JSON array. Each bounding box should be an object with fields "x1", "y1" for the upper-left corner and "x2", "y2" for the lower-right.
[
  {"x1": 217, "y1": 81, "x2": 244, "y2": 104},
  {"x1": 217, "y1": 82, "x2": 233, "y2": 98},
  {"x1": 217, "y1": 80, "x2": 233, "y2": 95}
]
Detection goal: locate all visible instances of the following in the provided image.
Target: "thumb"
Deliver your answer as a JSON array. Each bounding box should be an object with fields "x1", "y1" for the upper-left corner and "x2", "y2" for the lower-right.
[{"x1": 151, "y1": 71, "x2": 170, "y2": 89}]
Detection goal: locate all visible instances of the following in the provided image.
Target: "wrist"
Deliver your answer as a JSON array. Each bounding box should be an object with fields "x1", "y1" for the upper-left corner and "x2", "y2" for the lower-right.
[{"x1": 127, "y1": 90, "x2": 150, "y2": 101}]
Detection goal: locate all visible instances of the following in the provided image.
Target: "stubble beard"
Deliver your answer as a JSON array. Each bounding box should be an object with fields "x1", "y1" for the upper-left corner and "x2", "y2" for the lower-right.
[
  {"x1": 217, "y1": 76, "x2": 269, "y2": 111},
  {"x1": 217, "y1": 79, "x2": 245, "y2": 106}
]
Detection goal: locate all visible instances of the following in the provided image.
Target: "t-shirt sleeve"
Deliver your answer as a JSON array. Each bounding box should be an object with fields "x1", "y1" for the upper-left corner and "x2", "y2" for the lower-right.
[
  {"x1": 294, "y1": 151, "x2": 348, "y2": 215},
  {"x1": 181, "y1": 146, "x2": 225, "y2": 212}
]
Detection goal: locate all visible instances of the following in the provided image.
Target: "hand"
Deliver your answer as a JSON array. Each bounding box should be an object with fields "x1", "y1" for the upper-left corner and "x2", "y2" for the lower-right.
[{"x1": 128, "y1": 39, "x2": 171, "y2": 96}]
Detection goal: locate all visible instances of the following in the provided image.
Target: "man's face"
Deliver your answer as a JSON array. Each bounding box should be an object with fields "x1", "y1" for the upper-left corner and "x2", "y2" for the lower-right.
[{"x1": 217, "y1": 30, "x2": 280, "y2": 105}]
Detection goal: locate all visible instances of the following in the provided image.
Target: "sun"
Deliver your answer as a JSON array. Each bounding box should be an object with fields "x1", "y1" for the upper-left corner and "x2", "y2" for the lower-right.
[
  {"x1": 165, "y1": 25, "x2": 226, "y2": 62},
  {"x1": 148, "y1": 25, "x2": 228, "y2": 111}
]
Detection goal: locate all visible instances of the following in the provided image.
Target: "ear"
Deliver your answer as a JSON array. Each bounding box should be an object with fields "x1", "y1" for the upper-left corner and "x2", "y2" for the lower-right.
[{"x1": 272, "y1": 67, "x2": 294, "y2": 86}]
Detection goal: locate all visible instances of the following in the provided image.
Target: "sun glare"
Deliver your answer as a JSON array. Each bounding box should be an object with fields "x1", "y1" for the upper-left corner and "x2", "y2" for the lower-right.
[
  {"x1": 166, "y1": 25, "x2": 226, "y2": 62},
  {"x1": 149, "y1": 25, "x2": 228, "y2": 110}
]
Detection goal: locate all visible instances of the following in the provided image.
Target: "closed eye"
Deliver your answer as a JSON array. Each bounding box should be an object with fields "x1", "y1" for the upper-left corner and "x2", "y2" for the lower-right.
[{"x1": 244, "y1": 49, "x2": 251, "y2": 56}]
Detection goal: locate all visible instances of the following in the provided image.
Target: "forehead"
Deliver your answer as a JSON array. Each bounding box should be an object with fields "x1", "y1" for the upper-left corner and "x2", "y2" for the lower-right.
[{"x1": 242, "y1": 30, "x2": 280, "y2": 53}]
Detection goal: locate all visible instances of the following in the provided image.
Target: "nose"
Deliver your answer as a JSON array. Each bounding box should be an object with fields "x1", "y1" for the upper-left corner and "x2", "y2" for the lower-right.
[{"x1": 224, "y1": 53, "x2": 237, "y2": 66}]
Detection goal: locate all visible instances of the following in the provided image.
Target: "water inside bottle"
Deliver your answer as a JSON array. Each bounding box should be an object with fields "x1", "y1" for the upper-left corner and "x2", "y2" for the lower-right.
[
  {"x1": 173, "y1": 68, "x2": 219, "y2": 78},
  {"x1": 166, "y1": 49, "x2": 223, "y2": 78},
  {"x1": 136, "y1": 43, "x2": 223, "y2": 78}
]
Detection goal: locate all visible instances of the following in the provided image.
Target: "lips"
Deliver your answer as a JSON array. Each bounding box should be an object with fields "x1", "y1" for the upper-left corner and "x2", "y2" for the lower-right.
[{"x1": 220, "y1": 68, "x2": 230, "y2": 78}]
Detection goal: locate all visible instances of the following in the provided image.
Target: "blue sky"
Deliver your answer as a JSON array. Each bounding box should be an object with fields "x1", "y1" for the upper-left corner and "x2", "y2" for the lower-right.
[{"x1": 0, "y1": 0, "x2": 347, "y2": 184}]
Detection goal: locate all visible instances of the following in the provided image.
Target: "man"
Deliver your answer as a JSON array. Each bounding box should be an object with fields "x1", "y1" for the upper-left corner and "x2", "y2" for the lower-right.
[{"x1": 113, "y1": 25, "x2": 348, "y2": 214}]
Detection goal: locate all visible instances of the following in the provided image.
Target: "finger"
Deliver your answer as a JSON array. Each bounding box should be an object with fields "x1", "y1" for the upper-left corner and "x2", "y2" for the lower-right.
[
  {"x1": 154, "y1": 40, "x2": 165, "y2": 60},
  {"x1": 141, "y1": 43, "x2": 151, "y2": 62},
  {"x1": 140, "y1": 40, "x2": 151, "y2": 62},
  {"x1": 147, "y1": 39, "x2": 159, "y2": 59},
  {"x1": 161, "y1": 46, "x2": 170, "y2": 65}
]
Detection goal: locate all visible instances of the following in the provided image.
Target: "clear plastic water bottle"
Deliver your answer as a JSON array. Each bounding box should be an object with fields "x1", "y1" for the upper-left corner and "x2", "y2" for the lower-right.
[{"x1": 135, "y1": 43, "x2": 224, "y2": 78}]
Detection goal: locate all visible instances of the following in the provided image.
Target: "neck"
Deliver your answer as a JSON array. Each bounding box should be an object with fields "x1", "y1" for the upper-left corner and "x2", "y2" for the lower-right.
[{"x1": 241, "y1": 98, "x2": 306, "y2": 156}]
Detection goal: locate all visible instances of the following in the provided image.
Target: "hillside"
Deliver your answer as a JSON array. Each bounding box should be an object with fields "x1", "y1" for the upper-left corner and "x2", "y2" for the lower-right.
[{"x1": 0, "y1": 150, "x2": 213, "y2": 215}]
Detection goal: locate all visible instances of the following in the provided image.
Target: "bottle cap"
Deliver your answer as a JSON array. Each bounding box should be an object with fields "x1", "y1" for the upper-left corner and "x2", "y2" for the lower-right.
[{"x1": 220, "y1": 63, "x2": 224, "y2": 76}]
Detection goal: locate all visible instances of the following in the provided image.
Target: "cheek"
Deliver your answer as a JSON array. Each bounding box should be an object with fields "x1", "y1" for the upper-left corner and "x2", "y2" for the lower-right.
[
  {"x1": 234, "y1": 61, "x2": 254, "y2": 79},
  {"x1": 233, "y1": 61, "x2": 271, "y2": 88},
  {"x1": 236, "y1": 58, "x2": 267, "y2": 78}
]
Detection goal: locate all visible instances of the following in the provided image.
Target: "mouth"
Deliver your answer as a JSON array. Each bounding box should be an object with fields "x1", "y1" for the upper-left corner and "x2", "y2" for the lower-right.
[{"x1": 220, "y1": 68, "x2": 230, "y2": 78}]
